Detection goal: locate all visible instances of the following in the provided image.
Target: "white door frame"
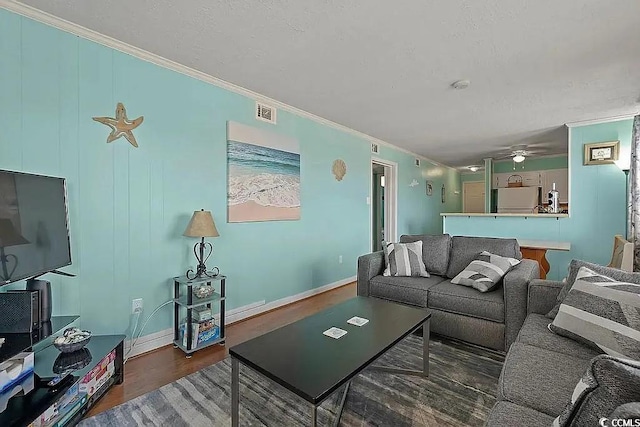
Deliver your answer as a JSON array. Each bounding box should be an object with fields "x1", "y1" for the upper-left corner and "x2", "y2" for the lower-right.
[
  {"x1": 370, "y1": 158, "x2": 398, "y2": 251},
  {"x1": 462, "y1": 180, "x2": 484, "y2": 213}
]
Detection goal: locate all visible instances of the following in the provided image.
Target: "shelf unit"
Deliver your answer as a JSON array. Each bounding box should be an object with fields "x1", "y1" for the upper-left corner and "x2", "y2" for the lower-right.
[
  {"x1": 0, "y1": 317, "x2": 124, "y2": 427},
  {"x1": 172, "y1": 275, "x2": 226, "y2": 357}
]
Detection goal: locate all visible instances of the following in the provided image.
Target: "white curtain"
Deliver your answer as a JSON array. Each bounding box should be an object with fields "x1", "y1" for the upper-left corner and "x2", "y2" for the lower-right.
[{"x1": 630, "y1": 115, "x2": 640, "y2": 271}]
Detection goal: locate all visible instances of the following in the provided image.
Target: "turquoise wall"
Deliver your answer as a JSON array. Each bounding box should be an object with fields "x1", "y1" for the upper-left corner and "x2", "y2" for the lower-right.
[
  {"x1": 460, "y1": 155, "x2": 569, "y2": 185},
  {"x1": 461, "y1": 172, "x2": 484, "y2": 182},
  {"x1": 444, "y1": 120, "x2": 632, "y2": 280},
  {"x1": 493, "y1": 155, "x2": 568, "y2": 174},
  {"x1": 0, "y1": 9, "x2": 460, "y2": 338}
]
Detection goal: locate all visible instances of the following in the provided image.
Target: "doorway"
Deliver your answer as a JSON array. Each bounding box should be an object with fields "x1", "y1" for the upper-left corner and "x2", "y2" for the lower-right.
[
  {"x1": 371, "y1": 159, "x2": 397, "y2": 251},
  {"x1": 463, "y1": 181, "x2": 485, "y2": 213}
]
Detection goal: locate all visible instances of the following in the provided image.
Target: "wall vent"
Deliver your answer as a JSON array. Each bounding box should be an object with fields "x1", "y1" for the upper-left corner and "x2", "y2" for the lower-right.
[
  {"x1": 256, "y1": 102, "x2": 276, "y2": 124},
  {"x1": 371, "y1": 143, "x2": 379, "y2": 154},
  {"x1": 415, "y1": 158, "x2": 421, "y2": 167}
]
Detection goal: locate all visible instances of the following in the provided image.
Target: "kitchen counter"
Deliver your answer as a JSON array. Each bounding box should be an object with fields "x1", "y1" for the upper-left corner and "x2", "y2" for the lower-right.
[
  {"x1": 440, "y1": 213, "x2": 569, "y2": 218},
  {"x1": 518, "y1": 239, "x2": 571, "y2": 251}
]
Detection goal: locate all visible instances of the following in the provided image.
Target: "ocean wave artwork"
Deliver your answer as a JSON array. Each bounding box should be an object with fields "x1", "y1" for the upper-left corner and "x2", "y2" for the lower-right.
[{"x1": 227, "y1": 122, "x2": 300, "y2": 222}]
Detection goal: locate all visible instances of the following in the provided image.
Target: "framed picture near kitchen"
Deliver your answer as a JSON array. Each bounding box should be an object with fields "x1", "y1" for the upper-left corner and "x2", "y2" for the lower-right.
[{"x1": 583, "y1": 140, "x2": 619, "y2": 165}]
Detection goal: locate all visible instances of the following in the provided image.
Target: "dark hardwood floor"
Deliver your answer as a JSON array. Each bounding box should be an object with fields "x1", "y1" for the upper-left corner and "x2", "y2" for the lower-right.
[{"x1": 88, "y1": 282, "x2": 357, "y2": 417}]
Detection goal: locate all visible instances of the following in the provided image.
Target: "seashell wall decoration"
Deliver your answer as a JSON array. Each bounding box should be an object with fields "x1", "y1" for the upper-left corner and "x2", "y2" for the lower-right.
[{"x1": 332, "y1": 159, "x2": 347, "y2": 181}]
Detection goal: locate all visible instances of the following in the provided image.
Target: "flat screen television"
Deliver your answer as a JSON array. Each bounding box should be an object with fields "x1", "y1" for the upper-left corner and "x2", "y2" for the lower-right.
[{"x1": 0, "y1": 170, "x2": 71, "y2": 286}]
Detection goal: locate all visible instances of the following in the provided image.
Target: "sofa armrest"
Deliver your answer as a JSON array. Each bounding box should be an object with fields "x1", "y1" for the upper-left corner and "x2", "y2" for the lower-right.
[
  {"x1": 527, "y1": 279, "x2": 564, "y2": 316},
  {"x1": 357, "y1": 251, "x2": 385, "y2": 297},
  {"x1": 503, "y1": 259, "x2": 539, "y2": 350}
]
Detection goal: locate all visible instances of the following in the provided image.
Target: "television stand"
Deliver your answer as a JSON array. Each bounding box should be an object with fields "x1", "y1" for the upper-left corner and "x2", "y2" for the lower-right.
[
  {"x1": 30, "y1": 270, "x2": 77, "y2": 280},
  {"x1": 50, "y1": 270, "x2": 76, "y2": 278},
  {"x1": 0, "y1": 316, "x2": 125, "y2": 427}
]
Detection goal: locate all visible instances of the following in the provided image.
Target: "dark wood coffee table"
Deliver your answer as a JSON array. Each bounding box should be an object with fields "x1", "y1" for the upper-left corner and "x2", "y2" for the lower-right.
[{"x1": 229, "y1": 296, "x2": 431, "y2": 426}]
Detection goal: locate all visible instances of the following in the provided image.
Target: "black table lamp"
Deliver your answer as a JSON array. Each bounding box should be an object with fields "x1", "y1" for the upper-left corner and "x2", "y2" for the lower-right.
[
  {"x1": 0, "y1": 218, "x2": 29, "y2": 282},
  {"x1": 183, "y1": 210, "x2": 220, "y2": 279}
]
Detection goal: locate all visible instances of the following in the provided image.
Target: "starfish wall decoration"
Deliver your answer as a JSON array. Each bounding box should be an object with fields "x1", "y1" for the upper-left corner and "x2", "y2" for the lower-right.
[{"x1": 93, "y1": 103, "x2": 144, "y2": 147}]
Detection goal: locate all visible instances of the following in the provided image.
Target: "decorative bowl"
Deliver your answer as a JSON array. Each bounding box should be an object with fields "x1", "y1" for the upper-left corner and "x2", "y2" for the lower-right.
[
  {"x1": 54, "y1": 336, "x2": 91, "y2": 353},
  {"x1": 54, "y1": 327, "x2": 92, "y2": 353},
  {"x1": 193, "y1": 285, "x2": 215, "y2": 299}
]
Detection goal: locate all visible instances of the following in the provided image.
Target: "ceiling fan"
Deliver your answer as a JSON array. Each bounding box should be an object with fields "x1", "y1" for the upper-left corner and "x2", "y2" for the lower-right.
[{"x1": 493, "y1": 144, "x2": 547, "y2": 169}]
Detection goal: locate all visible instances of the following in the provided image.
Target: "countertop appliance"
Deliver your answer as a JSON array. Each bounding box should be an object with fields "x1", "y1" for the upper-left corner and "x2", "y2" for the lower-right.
[{"x1": 497, "y1": 187, "x2": 540, "y2": 214}]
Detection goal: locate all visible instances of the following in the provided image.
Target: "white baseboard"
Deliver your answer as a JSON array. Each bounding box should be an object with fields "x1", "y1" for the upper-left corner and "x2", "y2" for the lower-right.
[
  {"x1": 126, "y1": 328, "x2": 175, "y2": 358},
  {"x1": 216, "y1": 275, "x2": 356, "y2": 324},
  {"x1": 127, "y1": 275, "x2": 356, "y2": 358}
]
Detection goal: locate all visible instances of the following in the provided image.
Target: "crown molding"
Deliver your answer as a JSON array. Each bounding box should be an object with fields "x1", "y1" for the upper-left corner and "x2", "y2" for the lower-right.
[
  {"x1": 0, "y1": 0, "x2": 456, "y2": 171},
  {"x1": 565, "y1": 113, "x2": 638, "y2": 128}
]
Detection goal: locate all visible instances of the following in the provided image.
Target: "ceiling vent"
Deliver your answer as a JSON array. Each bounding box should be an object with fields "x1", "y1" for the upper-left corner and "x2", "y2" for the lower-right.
[
  {"x1": 371, "y1": 143, "x2": 379, "y2": 154},
  {"x1": 415, "y1": 158, "x2": 421, "y2": 167},
  {"x1": 256, "y1": 102, "x2": 276, "y2": 124}
]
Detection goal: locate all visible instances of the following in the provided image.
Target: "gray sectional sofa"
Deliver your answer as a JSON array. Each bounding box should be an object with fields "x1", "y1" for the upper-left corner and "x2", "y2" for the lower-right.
[
  {"x1": 357, "y1": 234, "x2": 539, "y2": 352},
  {"x1": 486, "y1": 260, "x2": 640, "y2": 426}
]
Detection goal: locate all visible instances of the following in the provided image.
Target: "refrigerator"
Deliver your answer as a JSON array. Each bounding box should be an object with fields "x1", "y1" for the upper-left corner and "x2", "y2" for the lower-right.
[{"x1": 497, "y1": 187, "x2": 540, "y2": 214}]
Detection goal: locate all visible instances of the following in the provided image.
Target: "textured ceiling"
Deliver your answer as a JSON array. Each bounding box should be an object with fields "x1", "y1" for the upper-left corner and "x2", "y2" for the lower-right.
[{"x1": 15, "y1": 0, "x2": 640, "y2": 167}]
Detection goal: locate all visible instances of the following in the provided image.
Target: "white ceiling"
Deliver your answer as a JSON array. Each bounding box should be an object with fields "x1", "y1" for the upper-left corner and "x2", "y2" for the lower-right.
[{"x1": 14, "y1": 0, "x2": 640, "y2": 168}]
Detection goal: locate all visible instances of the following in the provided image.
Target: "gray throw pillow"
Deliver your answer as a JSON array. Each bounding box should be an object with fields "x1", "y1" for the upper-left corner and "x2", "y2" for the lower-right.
[
  {"x1": 446, "y1": 236, "x2": 520, "y2": 279},
  {"x1": 399, "y1": 234, "x2": 451, "y2": 276},
  {"x1": 547, "y1": 259, "x2": 640, "y2": 319},
  {"x1": 549, "y1": 266, "x2": 640, "y2": 360},
  {"x1": 451, "y1": 251, "x2": 520, "y2": 292},
  {"x1": 553, "y1": 355, "x2": 640, "y2": 427},
  {"x1": 382, "y1": 241, "x2": 429, "y2": 278}
]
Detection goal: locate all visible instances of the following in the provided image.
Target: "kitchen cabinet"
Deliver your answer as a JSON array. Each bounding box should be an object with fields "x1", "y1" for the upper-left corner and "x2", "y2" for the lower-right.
[
  {"x1": 493, "y1": 172, "x2": 542, "y2": 189},
  {"x1": 542, "y1": 168, "x2": 569, "y2": 203}
]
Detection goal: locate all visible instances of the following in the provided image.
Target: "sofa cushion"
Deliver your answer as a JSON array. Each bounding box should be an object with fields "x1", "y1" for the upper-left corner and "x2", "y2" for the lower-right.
[
  {"x1": 550, "y1": 266, "x2": 640, "y2": 360},
  {"x1": 446, "y1": 236, "x2": 521, "y2": 279},
  {"x1": 451, "y1": 251, "x2": 520, "y2": 292},
  {"x1": 554, "y1": 356, "x2": 640, "y2": 427},
  {"x1": 516, "y1": 314, "x2": 601, "y2": 360},
  {"x1": 400, "y1": 234, "x2": 451, "y2": 276},
  {"x1": 369, "y1": 275, "x2": 445, "y2": 307},
  {"x1": 547, "y1": 259, "x2": 640, "y2": 319},
  {"x1": 499, "y1": 343, "x2": 591, "y2": 416},
  {"x1": 382, "y1": 241, "x2": 429, "y2": 277},
  {"x1": 430, "y1": 309, "x2": 505, "y2": 351},
  {"x1": 486, "y1": 401, "x2": 554, "y2": 427},
  {"x1": 428, "y1": 280, "x2": 504, "y2": 322}
]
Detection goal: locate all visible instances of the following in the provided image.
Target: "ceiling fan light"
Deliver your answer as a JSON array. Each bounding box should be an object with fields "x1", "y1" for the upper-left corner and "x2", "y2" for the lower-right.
[
  {"x1": 469, "y1": 166, "x2": 479, "y2": 172},
  {"x1": 513, "y1": 154, "x2": 526, "y2": 163}
]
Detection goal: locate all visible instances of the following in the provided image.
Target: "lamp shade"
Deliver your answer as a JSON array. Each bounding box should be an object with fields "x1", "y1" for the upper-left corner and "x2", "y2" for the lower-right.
[
  {"x1": 0, "y1": 218, "x2": 29, "y2": 247},
  {"x1": 183, "y1": 210, "x2": 219, "y2": 238}
]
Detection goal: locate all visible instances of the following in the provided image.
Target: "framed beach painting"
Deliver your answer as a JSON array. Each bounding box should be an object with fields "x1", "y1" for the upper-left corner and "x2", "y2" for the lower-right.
[
  {"x1": 227, "y1": 121, "x2": 300, "y2": 222},
  {"x1": 583, "y1": 140, "x2": 619, "y2": 165}
]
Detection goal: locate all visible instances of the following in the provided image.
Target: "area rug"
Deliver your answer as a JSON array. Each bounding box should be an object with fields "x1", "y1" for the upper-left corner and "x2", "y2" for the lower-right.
[{"x1": 80, "y1": 336, "x2": 504, "y2": 426}]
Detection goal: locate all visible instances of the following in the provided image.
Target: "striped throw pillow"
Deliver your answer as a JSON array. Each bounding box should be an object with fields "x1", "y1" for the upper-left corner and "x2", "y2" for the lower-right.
[
  {"x1": 549, "y1": 266, "x2": 640, "y2": 360},
  {"x1": 451, "y1": 251, "x2": 520, "y2": 293},
  {"x1": 382, "y1": 241, "x2": 429, "y2": 277}
]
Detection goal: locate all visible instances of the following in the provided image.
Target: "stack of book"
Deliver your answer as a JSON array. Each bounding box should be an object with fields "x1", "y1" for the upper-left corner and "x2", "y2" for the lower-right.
[{"x1": 180, "y1": 306, "x2": 220, "y2": 348}]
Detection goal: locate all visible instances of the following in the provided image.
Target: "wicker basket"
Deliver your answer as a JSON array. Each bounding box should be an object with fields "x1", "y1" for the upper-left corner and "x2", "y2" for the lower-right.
[{"x1": 507, "y1": 175, "x2": 523, "y2": 187}]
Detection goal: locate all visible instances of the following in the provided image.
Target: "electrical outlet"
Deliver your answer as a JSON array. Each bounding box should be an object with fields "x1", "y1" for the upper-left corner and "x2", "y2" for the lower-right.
[
  {"x1": 132, "y1": 298, "x2": 143, "y2": 314},
  {"x1": 339, "y1": 255, "x2": 343, "y2": 264}
]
